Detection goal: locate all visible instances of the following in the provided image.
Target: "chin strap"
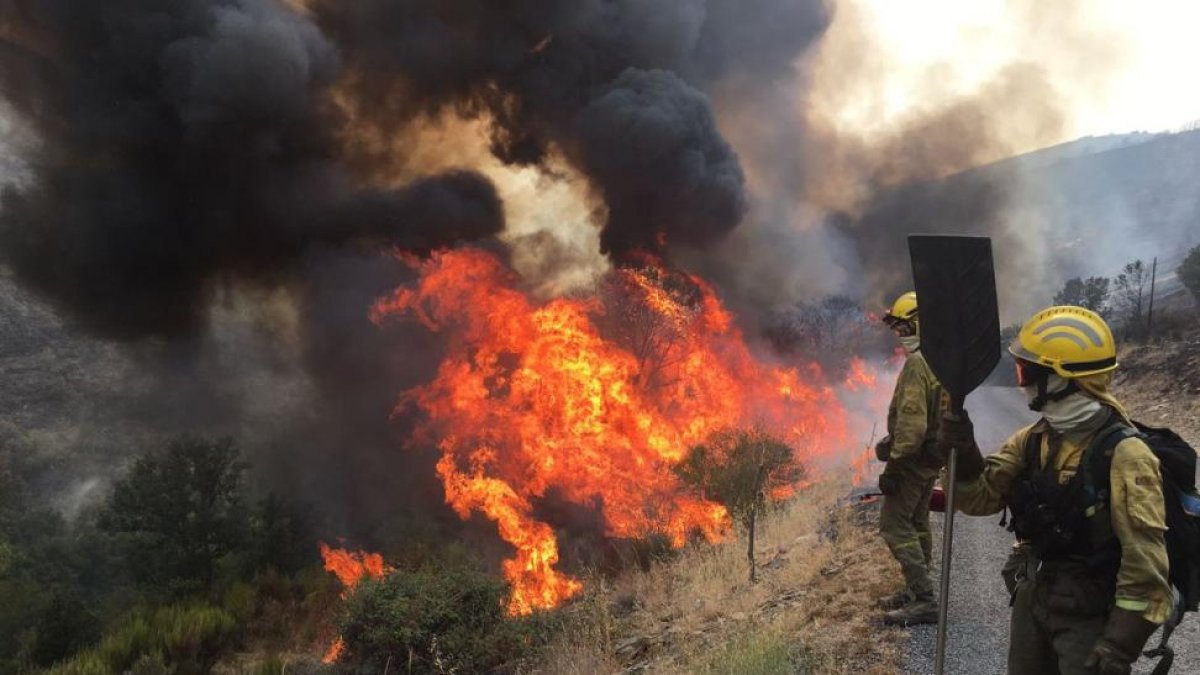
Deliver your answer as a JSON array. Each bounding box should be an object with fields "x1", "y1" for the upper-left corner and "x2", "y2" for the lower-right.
[{"x1": 1027, "y1": 375, "x2": 1079, "y2": 412}]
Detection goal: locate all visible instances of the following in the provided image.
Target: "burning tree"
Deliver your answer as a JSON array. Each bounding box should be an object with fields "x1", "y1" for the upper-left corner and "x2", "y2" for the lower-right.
[
  {"x1": 595, "y1": 263, "x2": 705, "y2": 394},
  {"x1": 370, "y1": 248, "x2": 852, "y2": 614}
]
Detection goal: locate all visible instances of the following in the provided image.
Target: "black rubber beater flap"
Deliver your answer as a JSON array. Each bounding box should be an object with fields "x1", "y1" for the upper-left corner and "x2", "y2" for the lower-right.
[{"x1": 908, "y1": 235, "x2": 1001, "y2": 412}]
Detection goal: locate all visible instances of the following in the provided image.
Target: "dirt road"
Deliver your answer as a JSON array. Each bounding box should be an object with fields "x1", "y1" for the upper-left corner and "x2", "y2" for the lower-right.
[{"x1": 900, "y1": 386, "x2": 1200, "y2": 675}]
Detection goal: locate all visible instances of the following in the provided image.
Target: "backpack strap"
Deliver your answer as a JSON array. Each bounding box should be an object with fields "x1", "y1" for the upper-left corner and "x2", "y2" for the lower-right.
[
  {"x1": 1082, "y1": 421, "x2": 1138, "y2": 504},
  {"x1": 1024, "y1": 429, "x2": 1042, "y2": 472},
  {"x1": 1023, "y1": 427, "x2": 1063, "y2": 477}
]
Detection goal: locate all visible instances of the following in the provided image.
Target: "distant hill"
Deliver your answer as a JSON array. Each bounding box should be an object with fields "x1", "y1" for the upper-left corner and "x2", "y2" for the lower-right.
[
  {"x1": 849, "y1": 127, "x2": 1200, "y2": 320},
  {"x1": 997, "y1": 131, "x2": 1164, "y2": 172},
  {"x1": 1006, "y1": 128, "x2": 1200, "y2": 269}
]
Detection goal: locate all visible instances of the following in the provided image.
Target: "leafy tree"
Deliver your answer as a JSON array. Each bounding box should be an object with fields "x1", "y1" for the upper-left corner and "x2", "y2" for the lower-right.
[
  {"x1": 1053, "y1": 276, "x2": 1111, "y2": 316},
  {"x1": 0, "y1": 429, "x2": 118, "y2": 671},
  {"x1": 1180, "y1": 244, "x2": 1200, "y2": 305},
  {"x1": 100, "y1": 437, "x2": 248, "y2": 596},
  {"x1": 676, "y1": 430, "x2": 804, "y2": 581}
]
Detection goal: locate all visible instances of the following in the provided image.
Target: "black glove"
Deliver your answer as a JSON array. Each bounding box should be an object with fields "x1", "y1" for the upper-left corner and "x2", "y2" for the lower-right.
[
  {"x1": 874, "y1": 435, "x2": 892, "y2": 462},
  {"x1": 937, "y1": 410, "x2": 985, "y2": 482},
  {"x1": 1083, "y1": 607, "x2": 1158, "y2": 675}
]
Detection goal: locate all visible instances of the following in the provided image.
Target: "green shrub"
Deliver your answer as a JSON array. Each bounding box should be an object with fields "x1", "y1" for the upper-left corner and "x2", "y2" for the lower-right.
[
  {"x1": 42, "y1": 651, "x2": 110, "y2": 675},
  {"x1": 128, "y1": 653, "x2": 170, "y2": 675},
  {"x1": 93, "y1": 615, "x2": 155, "y2": 672},
  {"x1": 337, "y1": 563, "x2": 546, "y2": 674},
  {"x1": 694, "y1": 632, "x2": 799, "y2": 675},
  {"x1": 156, "y1": 605, "x2": 237, "y2": 673},
  {"x1": 221, "y1": 581, "x2": 258, "y2": 626},
  {"x1": 44, "y1": 603, "x2": 236, "y2": 675}
]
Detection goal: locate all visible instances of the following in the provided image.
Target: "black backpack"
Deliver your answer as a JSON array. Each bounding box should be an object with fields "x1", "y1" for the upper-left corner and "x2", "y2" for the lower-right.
[{"x1": 1076, "y1": 420, "x2": 1200, "y2": 674}]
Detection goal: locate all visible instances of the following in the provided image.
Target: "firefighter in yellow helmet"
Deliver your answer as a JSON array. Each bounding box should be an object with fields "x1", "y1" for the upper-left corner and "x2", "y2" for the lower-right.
[
  {"x1": 937, "y1": 306, "x2": 1169, "y2": 675},
  {"x1": 876, "y1": 291, "x2": 950, "y2": 626}
]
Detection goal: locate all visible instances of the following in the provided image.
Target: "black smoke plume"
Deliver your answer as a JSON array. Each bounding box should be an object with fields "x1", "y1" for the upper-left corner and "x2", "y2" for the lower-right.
[
  {"x1": 0, "y1": 0, "x2": 831, "y2": 540},
  {"x1": 314, "y1": 0, "x2": 828, "y2": 259},
  {"x1": 0, "y1": 0, "x2": 503, "y2": 338}
]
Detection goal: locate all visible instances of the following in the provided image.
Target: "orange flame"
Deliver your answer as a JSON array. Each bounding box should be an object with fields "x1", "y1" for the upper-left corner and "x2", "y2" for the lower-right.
[
  {"x1": 845, "y1": 357, "x2": 878, "y2": 391},
  {"x1": 322, "y1": 638, "x2": 345, "y2": 665},
  {"x1": 320, "y1": 542, "x2": 388, "y2": 591},
  {"x1": 838, "y1": 357, "x2": 897, "y2": 488},
  {"x1": 319, "y1": 542, "x2": 390, "y2": 663},
  {"x1": 850, "y1": 444, "x2": 874, "y2": 488},
  {"x1": 372, "y1": 248, "x2": 858, "y2": 614}
]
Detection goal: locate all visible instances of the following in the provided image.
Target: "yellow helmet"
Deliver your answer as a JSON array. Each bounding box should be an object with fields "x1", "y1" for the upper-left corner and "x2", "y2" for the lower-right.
[
  {"x1": 1008, "y1": 306, "x2": 1117, "y2": 379},
  {"x1": 883, "y1": 291, "x2": 918, "y2": 324}
]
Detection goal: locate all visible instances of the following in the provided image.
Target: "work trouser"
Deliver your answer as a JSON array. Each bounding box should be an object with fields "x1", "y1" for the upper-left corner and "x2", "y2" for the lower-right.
[
  {"x1": 878, "y1": 461, "x2": 938, "y2": 597},
  {"x1": 1003, "y1": 545, "x2": 1110, "y2": 675}
]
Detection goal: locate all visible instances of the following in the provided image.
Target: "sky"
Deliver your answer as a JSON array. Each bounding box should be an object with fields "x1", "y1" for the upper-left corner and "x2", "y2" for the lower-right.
[{"x1": 833, "y1": 0, "x2": 1200, "y2": 139}]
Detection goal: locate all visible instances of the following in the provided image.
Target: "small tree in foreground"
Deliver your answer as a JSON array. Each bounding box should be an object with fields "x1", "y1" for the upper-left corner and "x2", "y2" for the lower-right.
[
  {"x1": 676, "y1": 430, "x2": 804, "y2": 582},
  {"x1": 1180, "y1": 244, "x2": 1200, "y2": 306}
]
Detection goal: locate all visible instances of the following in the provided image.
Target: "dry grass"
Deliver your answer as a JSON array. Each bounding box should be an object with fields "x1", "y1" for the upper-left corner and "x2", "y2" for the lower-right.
[{"x1": 529, "y1": 477, "x2": 905, "y2": 674}]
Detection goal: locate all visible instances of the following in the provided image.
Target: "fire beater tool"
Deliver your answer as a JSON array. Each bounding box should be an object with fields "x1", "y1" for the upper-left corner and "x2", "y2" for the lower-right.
[{"x1": 908, "y1": 235, "x2": 1001, "y2": 675}]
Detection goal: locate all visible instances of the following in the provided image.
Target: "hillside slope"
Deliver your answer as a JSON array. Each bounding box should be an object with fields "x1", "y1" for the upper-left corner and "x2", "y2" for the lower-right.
[
  {"x1": 1117, "y1": 324, "x2": 1200, "y2": 443},
  {"x1": 531, "y1": 482, "x2": 905, "y2": 675}
]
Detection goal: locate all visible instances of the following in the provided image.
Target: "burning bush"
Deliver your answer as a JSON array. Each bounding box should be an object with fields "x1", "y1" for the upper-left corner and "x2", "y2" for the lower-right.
[{"x1": 335, "y1": 561, "x2": 547, "y2": 674}]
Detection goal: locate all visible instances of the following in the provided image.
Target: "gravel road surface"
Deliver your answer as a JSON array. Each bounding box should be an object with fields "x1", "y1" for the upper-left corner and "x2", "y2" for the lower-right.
[{"x1": 900, "y1": 386, "x2": 1200, "y2": 675}]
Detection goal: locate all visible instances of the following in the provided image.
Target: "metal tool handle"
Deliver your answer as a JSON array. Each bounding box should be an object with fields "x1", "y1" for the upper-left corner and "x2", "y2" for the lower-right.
[{"x1": 934, "y1": 445, "x2": 957, "y2": 675}]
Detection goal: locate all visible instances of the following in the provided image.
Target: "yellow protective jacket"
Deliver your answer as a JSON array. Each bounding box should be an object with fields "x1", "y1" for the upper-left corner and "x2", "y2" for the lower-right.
[
  {"x1": 886, "y1": 351, "x2": 947, "y2": 463},
  {"x1": 954, "y1": 417, "x2": 1172, "y2": 624}
]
